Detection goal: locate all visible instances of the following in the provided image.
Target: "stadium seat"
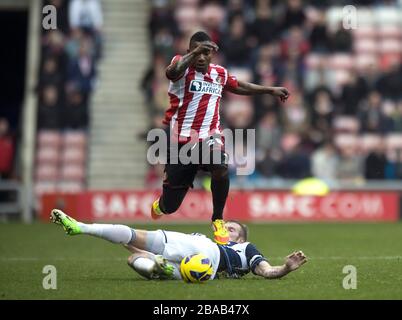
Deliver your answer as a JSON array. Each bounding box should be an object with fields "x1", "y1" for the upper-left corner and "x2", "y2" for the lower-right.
[
  {"x1": 36, "y1": 147, "x2": 60, "y2": 165},
  {"x1": 60, "y1": 164, "x2": 85, "y2": 182},
  {"x1": 360, "y1": 134, "x2": 383, "y2": 154},
  {"x1": 377, "y1": 25, "x2": 402, "y2": 39},
  {"x1": 35, "y1": 165, "x2": 59, "y2": 182},
  {"x1": 334, "y1": 134, "x2": 360, "y2": 154},
  {"x1": 63, "y1": 131, "x2": 87, "y2": 148},
  {"x1": 333, "y1": 116, "x2": 360, "y2": 133},
  {"x1": 352, "y1": 26, "x2": 377, "y2": 40},
  {"x1": 305, "y1": 54, "x2": 326, "y2": 69},
  {"x1": 57, "y1": 181, "x2": 84, "y2": 193},
  {"x1": 61, "y1": 147, "x2": 86, "y2": 165},
  {"x1": 385, "y1": 134, "x2": 402, "y2": 162},
  {"x1": 354, "y1": 39, "x2": 378, "y2": 54},
  {"x1": 354, "y1": 54, "x2": 378, "y2": 72},
  {"x1": 378, "y1": 39, "x2": 402, "y2": 54},
  {"x1": 329, "y1": 54, "x2": 354, "y2": 70},
  {"x1": 37, "y1": 130, "x2": 62, "y2": 148},
  {"x1": 374, "y1": 8, "x2": 401, "y2": 26},
  {"x1": 357, "y1": 8, "x2": 374, "y2": 27},
  {"x1": 34, "y1": 181, "x2": 57, "y2": 195}
]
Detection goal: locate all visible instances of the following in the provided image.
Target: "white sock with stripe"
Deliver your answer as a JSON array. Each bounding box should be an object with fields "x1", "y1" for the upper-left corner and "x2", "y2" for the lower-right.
[{"x1": 77, "y1": 223, "x2": 135, "y2": 244}]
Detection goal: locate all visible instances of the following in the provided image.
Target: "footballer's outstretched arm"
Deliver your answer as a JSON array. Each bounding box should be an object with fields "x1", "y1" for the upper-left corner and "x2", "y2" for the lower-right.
[
  {"x1": 254, "y1": 251, "x2": 307, "y2": 279},
  {"x1": 227, "y1": 80, "x2": 290, "y2": 102},
  {"x1": 166, "y1": 41, "x2": 219, "y2": 81}
]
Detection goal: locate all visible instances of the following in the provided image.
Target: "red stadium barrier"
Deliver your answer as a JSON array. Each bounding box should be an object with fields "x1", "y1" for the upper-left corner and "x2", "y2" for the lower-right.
[{"x1": 40, "y1": 190, "x2": 400, "y2": 222}]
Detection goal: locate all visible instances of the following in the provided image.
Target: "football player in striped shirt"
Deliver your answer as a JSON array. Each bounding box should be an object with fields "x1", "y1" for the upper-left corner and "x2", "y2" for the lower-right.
[{"x1": 151, "y1": 31, "x2": 290, "y2": 245}]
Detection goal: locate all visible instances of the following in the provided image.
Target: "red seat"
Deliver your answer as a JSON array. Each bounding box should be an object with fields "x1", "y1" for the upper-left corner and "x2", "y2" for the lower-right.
[
  {"x1": 61, "y1": 147, "x2": 86, "y2": 164},
  {"x1": 37, "y1": 130, "x2": 62, "y2": 148},
  {"x1": 63, "y1": 131, "x2": 87, "y2": 148},
  {"x1": 385, "y1": 134, "x2": 402, "y2": 162},
  {"x1": 57, "y1": 181, "x2": 84, "y2": 193},
  {"x1": 60, "y1": 164, "x2": 85, "y2": 182},
  {"x1": 333, "y1": 116, "x2": 360, "y2": 134},
  {"x1": 360, "y1": 134, "x2": 383, "y2": 154},
  {"x1": 35, "y1": 164, "x2": 59, "y2": 182},
  {"x1": 36, "y1": 147, "x2": 60, "y2": 165}
]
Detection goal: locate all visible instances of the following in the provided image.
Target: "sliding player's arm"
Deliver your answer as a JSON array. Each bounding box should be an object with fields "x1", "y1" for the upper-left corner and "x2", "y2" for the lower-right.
[
  {"x1": 254, "y1": 251, "x2": 307, "y2": 279},
  {"x1": 226, "y1": 80, "x2": 290, "y2": 102},
  {"x1": 165, "y1": 41, "x2": 219, "y2": 81}
]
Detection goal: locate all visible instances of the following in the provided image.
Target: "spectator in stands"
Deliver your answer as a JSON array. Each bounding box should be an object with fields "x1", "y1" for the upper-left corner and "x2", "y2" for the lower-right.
[
  {"x1": 37, "y1": 85, "x2": 62, "y2": 129},
  {"x1": 336, "y1": 144, "x2": 364, "y2": 183},
  {"x1": 358, "y1": 91, "x2": 393, "y2": 134},
  {"x1": 148, "y1": 0, "x2": 178, "y2": 38},
  {"x1": 38, "y1": 57, "x2": 64, "y2": 92},
  {"x1": 311, "y1": 140, "x2": 338, "y2": 183},
  {"x1": 66, "y1": 37, "x2": 97, "y2": 104},
  {"x1": 308, "y1": 10, "x2": 330, "y2": 53},
  {"x1": 249, "y1": 0, "x2": 277, "y2": 45},
  {"x1": 62, "y1": 87, "x2": 88, "y2": 129},
  {"x1": 65, "y1": 28, "x2": 85, "y2": 59},
  {"x1": 390, "y1": 100, "x2": 402, "y2": 132},
  {"x1": 152, "y1": 27, "x2": 176, "y2": 62},
  {"x1": 310, "y1": 90, "x2": 335, "y2": 138},
  {"x1": 376, "y1": 61, "x2": 402, "y2": 101},
  {"x1": 278, "y1": 0, "x2": 306, "y2": 32},
  {"x1": 222, "y1": 14, "x2": 252, "y2": 67},
  {"x1": 276, "y1": 132, "x2": 311, "y2": 179},
  {"x1": 364, "y1": 142, "x2": 387, "y2": 180},
  {"x1": 0, "y1": 118, "x2": 14, "y2": 179},
  {"x1": 340, "y1": 70, "x2": 368, "y2": 115},
  {"x1": 280, "y1": 92, "x2": 310, "y2": 135},
  {"x1": 69, "y1": 0, "x2": 103, "y2": 32},
  {"x1": 330, "y1": 22, "x2": 352, "y2": 52},
  {"x1": 42, "y1": 30, "x2": 68, "y2": 74},
  {"x1": 256, "y1": 112, "x2": 282, "y2": 153}
]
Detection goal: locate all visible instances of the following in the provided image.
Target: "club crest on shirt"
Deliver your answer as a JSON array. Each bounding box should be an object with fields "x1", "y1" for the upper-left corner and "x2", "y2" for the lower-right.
[
  {"x1": 216, "y1": 75, "x2": 223, "y2": 84},
  {"x1": 189, "y1": 80, "x2": 223, "y2": 96}
]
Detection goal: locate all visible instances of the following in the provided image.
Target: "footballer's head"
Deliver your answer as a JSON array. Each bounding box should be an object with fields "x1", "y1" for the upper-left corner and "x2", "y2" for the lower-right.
[
  {"x1": 188, "y1": 31, "x2": 213, "y2": 72},
  {"x1": 225, "y1": 220, "x2": 248, "y2": 243}
]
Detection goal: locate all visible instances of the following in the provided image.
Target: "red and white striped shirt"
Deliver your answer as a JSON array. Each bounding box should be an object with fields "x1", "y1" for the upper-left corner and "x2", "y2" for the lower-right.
[{"x1": 164, "y1": 55, "x2": 238, "y2": 142}]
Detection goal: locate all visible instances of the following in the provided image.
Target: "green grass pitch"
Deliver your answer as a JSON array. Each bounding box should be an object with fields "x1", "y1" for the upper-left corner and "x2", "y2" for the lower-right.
[{"x1": 1, "y1": 222, "x2": 401, "y2": 299}]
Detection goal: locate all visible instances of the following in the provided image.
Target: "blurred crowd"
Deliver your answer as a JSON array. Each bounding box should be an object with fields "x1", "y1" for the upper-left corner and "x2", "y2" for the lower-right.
[
  {"x1": 37, "y1": 0, "x2": 103, "y2": 131},
  {"x1": 33, "y1": 0, "x2": 103, "y2": 196},
  {"x1": 144, "y1": 0, "x2": 402, "y2": 188}
]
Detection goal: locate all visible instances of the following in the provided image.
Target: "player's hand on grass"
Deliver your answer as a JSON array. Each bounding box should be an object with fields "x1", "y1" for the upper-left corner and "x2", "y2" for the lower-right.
[
  {"x1": 193, "y1": 41, "x2": 219, "y2": 54},
  {"x1": 285, "y1": 250, "x2": 307, "y2": 271},
  {"x1": 271, "y1": 87, "x2": 290, "y2": 102}
]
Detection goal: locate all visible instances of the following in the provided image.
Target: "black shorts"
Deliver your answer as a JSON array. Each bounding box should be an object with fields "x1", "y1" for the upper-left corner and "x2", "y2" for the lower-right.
[{"x1": 164, "y1": 135, "x2": 228, "y2": 189}]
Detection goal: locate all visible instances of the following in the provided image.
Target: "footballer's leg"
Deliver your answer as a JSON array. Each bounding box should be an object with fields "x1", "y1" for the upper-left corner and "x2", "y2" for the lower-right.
[
  {"x1": 51, "y1": 209, "x2": 168, "y2": 254},
  {"x1": 202, "y1": 138, "x2": 230, "y2": 245},
  {"x1": 152, "y1": 162, "x2": 198, "y2": 219},
  {"x1": 51, "y1": 208, "x2": 138, "y2": 244},
  {"x1": 125, "y1": 247, "x2": 174, "y2": 280}
]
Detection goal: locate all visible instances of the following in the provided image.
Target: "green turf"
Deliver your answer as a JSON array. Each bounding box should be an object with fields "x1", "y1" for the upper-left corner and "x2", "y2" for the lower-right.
[{"x1": 1, "y1": 222, "x2": 402, "y2": 299}]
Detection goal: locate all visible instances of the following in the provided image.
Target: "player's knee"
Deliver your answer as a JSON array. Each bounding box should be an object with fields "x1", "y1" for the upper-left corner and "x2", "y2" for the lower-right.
[{"x1": 127, "y1": 254, "x2": 136, "y2": 266}]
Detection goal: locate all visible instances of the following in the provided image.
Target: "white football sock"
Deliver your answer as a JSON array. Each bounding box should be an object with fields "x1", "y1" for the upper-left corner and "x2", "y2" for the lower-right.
[{"x1": 77, "y1": 223, "x2": 135, "y2": 244}]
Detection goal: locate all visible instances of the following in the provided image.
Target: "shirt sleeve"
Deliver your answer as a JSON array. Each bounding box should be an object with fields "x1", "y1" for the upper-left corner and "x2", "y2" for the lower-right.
[
  {"x1": 245, "y1": 243, "x2": 268, "y2": 274},
  {"x1": 224, "y1": 73, "x2": 239, "y2": 90},
  {"x1": 166, "y1": 55, "x2": 184, "y2": 82}
]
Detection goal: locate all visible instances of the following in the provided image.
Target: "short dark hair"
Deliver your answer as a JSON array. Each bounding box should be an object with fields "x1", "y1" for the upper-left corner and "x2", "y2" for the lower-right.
[
  {"x1": 189, "y1": 31, "x2": 211, "y2": 46},
  {"x1": 227, "y1": 220, "x2": 248, "y2": 242}
]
